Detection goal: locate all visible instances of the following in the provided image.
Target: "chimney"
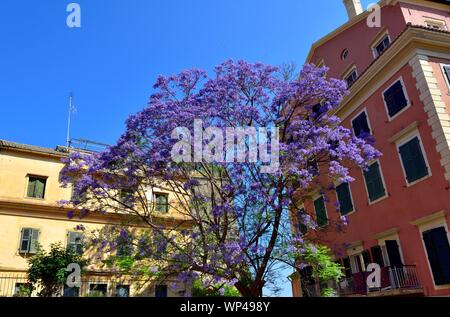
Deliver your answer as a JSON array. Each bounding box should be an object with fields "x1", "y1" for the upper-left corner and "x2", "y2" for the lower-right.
[{"x1": 343, "y1": 0, "x2": 364, "y2": 19}]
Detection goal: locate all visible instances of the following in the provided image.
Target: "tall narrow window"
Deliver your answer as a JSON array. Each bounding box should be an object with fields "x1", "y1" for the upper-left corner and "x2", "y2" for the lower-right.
[
  {"x1": 313, "y1": 197, "x2": 328, "y2": 227},
  {"x1": 336, "y1": 183, "x2": 354, "y2": 215},
  {"x1": 297, "y1": 208, "x2": 308, "y2": 235},
  {"x1": 19, "y1": 228, "x2": 40, "y2": 254},
  {"x1": 398, "y1": 136, "x2": 429, "y2": 184},
  {"x1": 27, "y1": 176, "x2": 47, "y2": 199},
  {"x1": 352, "y1": 111, "x2": 371, "y2": 138},
  {"x1": 363, "y1": 161, "x2": 386, "y2": 203},
  {"x1": 383, "y1": 80, "x2": 409, "y2": 118},
  {"x1": 370, "y1": 246, "x2": 385, "y2": 267},
  {"x1": 422, "y1": 227, "x2": 450, "y2": 286},
  {"x1": 67, "y1": 231, "x2": 84, "y2": 255},
  {"x1": 385, "y1": 240, "x2": 403, "y2": 268},
  {"x1": 154, "y1": 193, "x2": 169, "y2": 213}
]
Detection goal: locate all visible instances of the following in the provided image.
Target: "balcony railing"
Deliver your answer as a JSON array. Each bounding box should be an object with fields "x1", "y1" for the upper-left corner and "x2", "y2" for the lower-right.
[{"x1": 336, "y1": 265, "x2": 422, "y2": 296}]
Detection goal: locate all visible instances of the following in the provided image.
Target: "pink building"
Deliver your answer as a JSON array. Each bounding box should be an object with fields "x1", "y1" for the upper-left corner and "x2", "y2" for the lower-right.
[{"x1": 292, "y1": 0, "x2": 450, "y2": 297}]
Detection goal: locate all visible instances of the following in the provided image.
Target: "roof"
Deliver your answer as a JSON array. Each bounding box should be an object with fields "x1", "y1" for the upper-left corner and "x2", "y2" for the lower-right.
[
  {"x1": 305, "y1": 0, "x2": 450, "y2": 63},
  {"x1": 0, "y1": 140, "x2": 69, "y2": 157}
]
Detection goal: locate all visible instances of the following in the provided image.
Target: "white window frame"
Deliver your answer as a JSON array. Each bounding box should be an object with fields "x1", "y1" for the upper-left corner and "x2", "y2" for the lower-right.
[
  {"x1": 351, "y1": 108, "x2": 373, "y2": 137},
  {"x1": 335, "y1": 181, "x2": 356, "y2": 217},
  {"x1": 381, "y1": 76, "x2": 411, "y2": 122},
  {"x1": 361, "y1": 159, "x2": 389, "y2": 206},
  {"x1": 313, "y1": 194, "x2": 329, "y2": 228},
  {"x1": 441, "y1": 64, "x2": 450, "y2": 93},
  {"x1": 24, "y1": 174, "x2": 48, "y2": 200},
  {"x1": 417, "y1": 216, "x2": 450, "y2": 289},
  {"x1": 396, "y1": 130, "x2": 432, "y2": 187},
  {"x1": 372, "y1": 32, "x2": 391, "y2": 59}
]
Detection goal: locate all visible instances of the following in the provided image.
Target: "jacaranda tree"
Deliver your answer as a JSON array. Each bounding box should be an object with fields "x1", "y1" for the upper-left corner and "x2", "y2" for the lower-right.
[{"x1": 60, "y1": 60, "x2": 379, "y2": 297}]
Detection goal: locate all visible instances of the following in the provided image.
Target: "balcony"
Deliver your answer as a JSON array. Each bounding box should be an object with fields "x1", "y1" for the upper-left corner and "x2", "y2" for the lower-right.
[{"x1": 336, "y1": 265, "x2": 423, "y2": 297}]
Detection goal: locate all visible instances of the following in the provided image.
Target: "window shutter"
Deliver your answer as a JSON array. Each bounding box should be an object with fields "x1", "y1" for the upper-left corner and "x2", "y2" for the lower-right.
[
  {"x1": 297, "y1": 208, "x2": 308, "y2": 234},
  {"x1": 385, "y1": 240, "x2": 403, "y2": 268},
  {"x1": 384, "y1": 81, "x2": 407, "y2": 117},
  {"x1": 364, "y1": 162, "x2": 385, "y2": 202},
  {"x1": 424, "y1": 227, "x2": 450, "y2": 285},
  {"x1": 399, "y1": 137, "x2": 428, "y2": 183},
  {"x1": 370, "y1": 246, "x2": 385, "y2": 267},
  {"x1": 352, "y1": 112, "x2": 370, "y2": 137},
  {"x1": 336, "y1": 183, "x2": 353, "y2": 215},
  {"x1": 35, "y1": 178, "x2": 45, "y2": 199},
  {"x1": 27, "y1": 179, "x2": 36, "y2": 198},
  {"x1": 19, "y1": 228, "x2": 31, "y2": 253},
  {"x1": 29, "y1": 229, "x2": 40, "y2": 254},
  {"x1": 314, "y1": 197, "x2": 328, "y2": 227}
]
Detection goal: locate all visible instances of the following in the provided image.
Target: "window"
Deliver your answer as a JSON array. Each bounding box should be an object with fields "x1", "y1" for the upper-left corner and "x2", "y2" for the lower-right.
[
  {"x1": 26, "y1": 176, "x2": 46, "y2": 199},
  {"x1": 341, "y1": 49, "x2": 349, "y2": 61},
  {"x1": 63, "y1": 285, "x2": 80, "y2": 297},
  {"x1": 89, "y1": 284, "x2": 107, "y2": 297},
  {"x1": 71, "y1": 185, "x2": 87, "y2": 202},
  {"x1": 296, "y1": 208, "x2": 308, "y2": 235},
  {"x1": 14, "y1": 283, "x2": 32, "y2": 297},
  {"x1": 116, "y1": 285, "x2": 130, "y2": 297},
  {"x1": 119, "y1": 189, "x2": 134, "y2": 203},
  {"x1": 313, "y1": 196, "x2": 328, "y2": 227},
  {"x1": 443, "y1": 65, "x2": 450, "y2": 87},
  {"x1": 67, "y1": 231, "x2": 84, "y2": 255},
  {"x1": 336, "y1": 183, "x2": 354, "y2": 215},
  {"x1": 422, "y1": 226, "x2": 450, "y2": 286},
  {"x1": 363, "y1": 161, "x2": 386, "y2": 203},
  {"x1": 385, "y1": 240, "x2": 403, "y2": 268},
  {"x1": 344, "y1": 69, "x2": 358, "y2": 88},
  {"x1": 398, "y1": 136, "x2": 429, "y2": 184},
  {"x1": 155, "y1": 285, "x2": 168, "y2": 297},
  {"x1": 374, "y1": 35, "x2": 390, "y2": 57},
  {"x1": 342, "y1": 257, "x2": 352, "y2": 278},
  {"x1": 352, "y1": 110, "x2": 371, "y2": 138},
  {"x1": 116, "y1": 230, "x2": 133, "y2": 257},
  {"x1": 383, "y1": 79, "x2": 409, "y2": 119},
  {"x1": 370, "y1": 246, "x2": 385, "y2": 267},
  {"x1": 154, "y1": 193, "x2": 169, "y2": 213},
  {"x1": 19, "y1": 228, "x2": 40, "y2": 254}
]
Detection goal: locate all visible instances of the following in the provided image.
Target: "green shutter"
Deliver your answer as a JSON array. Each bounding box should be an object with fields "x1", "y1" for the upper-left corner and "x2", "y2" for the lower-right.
[
  {"x1": 399, "y1": 137, "x2": 428, "y2": 183},
  {"x1": 35, "y1": 178, "x2": 45, "y2": 199},
  {"x1": 314, "y1": 197, "x2": 328, "y2": 227},
  {"x1": 27, "y1": 179, "x2": 36, "y2": 198},
  {"x1": 336, "y1": 183, "x2": 354, "y2": 215},
  {"x1": 29, "y1": 229, "x2": 40, "y2": 254},
  {"x1": 364, "y1": 162, "x2": 386, "y2": 202}
]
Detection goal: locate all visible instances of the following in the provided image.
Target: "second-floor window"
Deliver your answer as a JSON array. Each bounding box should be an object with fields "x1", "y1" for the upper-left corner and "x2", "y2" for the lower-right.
[
  {"x1": 154, "y1": 193, "x2": 169, "y2": 213},
  {"x1": 352, "y1": 110, "x2": 371, "y2": 138},
  {"x1": 26, "y1": 176, "x2": 47, "y2": 199},
  {"x1": 374, "y1": 35, "x2": 390, "y2": 57},
  {"x1": 363, "y1": 161, "x2": 386, "y2": 203},
  {"x1": 19, "y1": 228, "x2": 40, "y2": 254},
  {"x1": 67, "y1": 231, "x2": 84, "y2": 255},
  {"x1": 313, "y1": 196, "x2": 328, "y2": 228},
  {"x1": 398, "y1": 136, "x2": 429, "y2": 184},
  {"x1": 383, "y1": 79, "x2": 409, "y2": 119},
  {"x1": 336, "y1": 183, "x2": 354, "y2": 216}
]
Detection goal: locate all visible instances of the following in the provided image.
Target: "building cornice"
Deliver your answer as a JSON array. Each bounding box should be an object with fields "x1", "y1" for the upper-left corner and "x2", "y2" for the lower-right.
[{"x1": 334, "y1": 26, "x2": 450, "y2": 120}]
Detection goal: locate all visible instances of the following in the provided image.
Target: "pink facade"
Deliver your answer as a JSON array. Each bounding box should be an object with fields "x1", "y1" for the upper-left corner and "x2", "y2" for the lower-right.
[{"x1": 295, "y1": 1, "x2": 450, "y2": 297}]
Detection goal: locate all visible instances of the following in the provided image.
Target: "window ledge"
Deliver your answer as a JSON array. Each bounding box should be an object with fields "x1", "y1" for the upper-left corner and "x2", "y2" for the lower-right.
[
  {"x1": 368, "y1": 194, "x2": 389, "y2": 206},
  {"x1": 405, "y1": 174, "x2": 432, "y2": 188}
]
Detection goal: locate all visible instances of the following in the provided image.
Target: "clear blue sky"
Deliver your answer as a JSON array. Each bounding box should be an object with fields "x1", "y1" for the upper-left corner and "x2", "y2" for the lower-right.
[{"x1": 0, "y1": 0, "x2": 372, "y2": 296}]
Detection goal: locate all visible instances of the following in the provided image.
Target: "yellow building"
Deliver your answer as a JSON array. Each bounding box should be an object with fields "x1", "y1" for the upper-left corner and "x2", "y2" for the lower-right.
[{"x1": 0, "y1": 139, "x2": 191, "y2": 297}]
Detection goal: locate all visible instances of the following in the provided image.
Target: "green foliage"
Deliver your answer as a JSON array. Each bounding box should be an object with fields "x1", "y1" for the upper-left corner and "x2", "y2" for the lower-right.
[
  {"x1": 27, "y1": 242, "x2": 88, "y2": 297},
  {"x1": 192, "y1": 279, "x2": 241, "y2": 297},
  {"x1": 303, "y1": 245, "x2": 343, "y2": 283}
]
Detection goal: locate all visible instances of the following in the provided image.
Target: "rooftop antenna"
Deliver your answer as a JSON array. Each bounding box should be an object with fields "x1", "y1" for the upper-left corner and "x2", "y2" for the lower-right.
[{"x1": 66, "y1": 93, "x2": 76, "y2": 148}]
